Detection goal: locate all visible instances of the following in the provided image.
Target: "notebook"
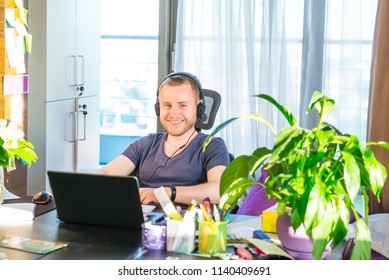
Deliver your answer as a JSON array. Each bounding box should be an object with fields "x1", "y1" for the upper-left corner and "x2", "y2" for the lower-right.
[{"x1": 47, "y1": 170, "x2": 164, "y2": 229}]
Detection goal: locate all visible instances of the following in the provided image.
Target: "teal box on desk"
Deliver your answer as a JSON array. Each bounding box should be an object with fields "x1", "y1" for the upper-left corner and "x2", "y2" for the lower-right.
[{"x1": 166, "y1": 219, "x2": 196, "y2": 254}]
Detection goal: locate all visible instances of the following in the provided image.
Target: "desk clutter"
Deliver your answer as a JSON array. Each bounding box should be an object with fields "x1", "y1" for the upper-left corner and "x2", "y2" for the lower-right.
[
  {"x1": 0, "y1": 235, "x2": 68, "y2": 255},
  {"x1": 139, "y1": 187, "x2": 294, "y2": 260}
]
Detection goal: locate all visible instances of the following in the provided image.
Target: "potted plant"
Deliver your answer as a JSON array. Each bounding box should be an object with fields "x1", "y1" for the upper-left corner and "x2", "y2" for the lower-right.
[
  {"x1": 0, "y1": 119, "x2": 38, "y2": 204},
  {"x1": 203, "y1": 91, "x2": 389, "y2": 260}
]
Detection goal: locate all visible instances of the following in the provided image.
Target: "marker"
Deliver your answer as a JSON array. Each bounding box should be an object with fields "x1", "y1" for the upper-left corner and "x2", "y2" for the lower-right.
[
  {"x1": 213, "y1": 204, "x2": 220, "y2": 222},
  {"x1": 153, "y1": 187, "x2": 182, "y2": 220},
  {"x1": 188, "y1": 199, "x2": 197, "y2": 212},
  {"x1": 199, "y1": 204, "x2": 212, "y2": 222},
  {"x1": 203, "y1": 200, "x2": 211, "y2": 216}
]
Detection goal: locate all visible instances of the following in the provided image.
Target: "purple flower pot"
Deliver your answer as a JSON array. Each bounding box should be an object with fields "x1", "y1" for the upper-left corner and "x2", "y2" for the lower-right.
[{"x1": 276, "y1": 212, "x2": 331, "y2": 260}]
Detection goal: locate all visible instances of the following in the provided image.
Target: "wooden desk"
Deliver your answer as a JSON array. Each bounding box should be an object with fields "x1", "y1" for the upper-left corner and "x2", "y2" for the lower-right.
[
  {"x1": 0, "y1": 210, "x2": 144, "y2": 260},
  {"x1": 0, "y1": 204, "x2": 362, "y2": 260}
]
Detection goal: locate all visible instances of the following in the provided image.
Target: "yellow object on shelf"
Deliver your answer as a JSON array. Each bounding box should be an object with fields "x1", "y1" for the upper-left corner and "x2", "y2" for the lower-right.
[{"x1": 262, "y1": 211, "x2": 278, "y2": 233}]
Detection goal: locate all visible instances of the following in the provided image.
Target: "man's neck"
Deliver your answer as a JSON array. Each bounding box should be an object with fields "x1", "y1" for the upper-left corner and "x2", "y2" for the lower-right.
[{"x1": 165, "y1": 129, "x2": 198, "y2": 154}]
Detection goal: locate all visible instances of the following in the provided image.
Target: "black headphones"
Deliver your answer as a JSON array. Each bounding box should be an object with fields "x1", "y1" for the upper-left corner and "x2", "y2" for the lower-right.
[{"x1": 154, "y1": 72, "x2": 206, "y2": 118}]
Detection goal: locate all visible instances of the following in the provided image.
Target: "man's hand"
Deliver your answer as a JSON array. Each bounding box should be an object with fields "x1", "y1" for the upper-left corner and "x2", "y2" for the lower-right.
[{"x1": 139, "y1": 187, "x2": 171, "y2": 204}]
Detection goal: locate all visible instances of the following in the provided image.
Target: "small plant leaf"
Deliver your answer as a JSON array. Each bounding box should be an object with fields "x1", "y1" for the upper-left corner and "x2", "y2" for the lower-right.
[
  {"x1": 350, "y1": 220, "x2": 371, "y2": 260},
  {"x1": 202, "y1": 114, "x2": 276, "y2": 151},
  {"x1": 249, "y1": 147, "x2": 272, "y2": 176},
  {"x1": 220, "y1": 155, "x2": 251, "y2": 194},
  {"x1": 341, "y1": 151, "x2": 360, "y2": 203},
  {"x1": 366, "y1": 141, "x2": 389, "y2": 150},
  {"x1": 361, "y1": 147, "x2": 387, "y2": 199},
  {"x1": 270, "y1": 126, "x2": 305, "y2": 163},
  {"x1": 307, "y1": 91, "x2": 335, "y2": 117},
  {"x1": 331, "y1": 202, "x2": 349, "y2": 247},
  {"x1": 305, "y1": 181, "x2": 326, "y2": 232},
  {"x1": 255, "y1": 94, "x2": 297, "y2": 126},
  {"x1": 219, "y1": 177, "x2": 257, "y2": 210}
]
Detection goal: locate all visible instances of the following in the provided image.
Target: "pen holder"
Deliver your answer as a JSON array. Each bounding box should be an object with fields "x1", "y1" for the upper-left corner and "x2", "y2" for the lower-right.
[
  {"x1": 141, "y1": 222, "x2": 167, "y2": 250},
  {"x1": 166, "y1": 219, "x2": 196, "y2": 254},
  {"x1": 197, "y1": 219, "x2": 228, "y2": 255}
]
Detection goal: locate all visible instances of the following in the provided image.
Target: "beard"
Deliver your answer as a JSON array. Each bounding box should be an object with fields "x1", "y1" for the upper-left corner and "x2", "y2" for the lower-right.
[{"x1": 162, "y1": 119, "x2": 196, "y2": 137}]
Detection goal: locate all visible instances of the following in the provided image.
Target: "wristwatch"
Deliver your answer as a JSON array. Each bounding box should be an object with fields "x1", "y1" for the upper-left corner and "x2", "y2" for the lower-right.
[{"x1": 165, "y1": 184, "x2": 176, "y2": 202}]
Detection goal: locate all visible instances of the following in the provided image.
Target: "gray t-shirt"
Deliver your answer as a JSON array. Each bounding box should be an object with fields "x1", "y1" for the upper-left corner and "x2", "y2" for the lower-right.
[{"x1": 122, "y1": 132, "x2": 230, "y2": 187}]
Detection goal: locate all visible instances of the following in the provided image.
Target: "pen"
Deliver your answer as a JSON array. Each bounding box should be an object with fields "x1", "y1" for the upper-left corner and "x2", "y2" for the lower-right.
[
  {"x1": 188, "y1": 199, "x2": 197, "y2": 212},
  {"x1": 213, "y1": 204, "x2": 220, "y2": 222},
  {"x1": 154, "y1": 214, "x2": 166, "y2": 223}
]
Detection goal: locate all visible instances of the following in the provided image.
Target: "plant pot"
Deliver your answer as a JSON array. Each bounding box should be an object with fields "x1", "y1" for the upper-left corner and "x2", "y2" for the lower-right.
[
  {"x1": 276, "y1": 212, "x2": 331, "y2": 260},
  {"x1": 0, "y1": 168, "x2": 4, "y2": 205}
]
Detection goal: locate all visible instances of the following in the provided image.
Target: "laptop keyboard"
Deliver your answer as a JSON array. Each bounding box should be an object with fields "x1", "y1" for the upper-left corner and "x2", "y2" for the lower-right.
[{"x1": 142, "y1": 204, "x2": 156, "y2": 215}]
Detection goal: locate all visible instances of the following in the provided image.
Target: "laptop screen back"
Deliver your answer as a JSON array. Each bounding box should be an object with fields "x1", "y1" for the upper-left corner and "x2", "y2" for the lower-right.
[{"x1": 47, "y1": 170, "x2": 155, "y2": 229}]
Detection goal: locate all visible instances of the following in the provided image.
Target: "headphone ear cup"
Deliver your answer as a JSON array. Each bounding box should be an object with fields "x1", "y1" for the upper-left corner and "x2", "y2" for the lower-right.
[
  {"x1": 154, "y1": 102, "x2": 160, "y2": 116},
  {"x1": 197, "y1": 102, "x2": 206, "y2": 118}
]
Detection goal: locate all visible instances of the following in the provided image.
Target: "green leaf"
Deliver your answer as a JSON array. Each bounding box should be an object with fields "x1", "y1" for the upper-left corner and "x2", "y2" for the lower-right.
[
  {"x1": 270, "y1": 126, "x2": 306, "y2": 163},
  {"x1": 365, "y1": 141, "x2": 389, "y2": 151},
  {"x1": 202, "y1": 114, "x2": 276, "y2": 151},
  {"x1": 0, "y1": 146, "x2": 9, "y2": 167},
  {"x1": 360, "y1": 147, "x2": 387, "y2": 199},
  {"x1": 350, "y1": 220, "x2": 371, "y2": 260},
  {"x1": 331, "y1": 198, "x2": 349, "y2": 247},
  {"x1": 341, "y1": 151, "x2": 360, "y2": 203},
  {"x1": 307, "y1": 91, "x2": 335, "y2": 117},
  {"x1": 304, "y1": 181, "x2": 326, "y2": 233},
  {"x1": 255, "y1": 94, "x2": 297, "y2": 126},
  {"x1": 220, "y1": 155, "x2": 251, "y2": 194},
  {"x1": 219, "y1": 177, "x2": 257, "y2": 210},
  {"x1": 249, "y1": 147, "x2": 272, "y2": 176},
  {"x1": 311, "y1": 201, "x2": 333, "y2": 260}
]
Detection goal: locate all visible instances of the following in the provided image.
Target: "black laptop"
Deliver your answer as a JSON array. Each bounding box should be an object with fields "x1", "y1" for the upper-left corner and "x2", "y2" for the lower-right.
[{"x1": 47, "y1": 170, "x2": 163, "y2": 229}]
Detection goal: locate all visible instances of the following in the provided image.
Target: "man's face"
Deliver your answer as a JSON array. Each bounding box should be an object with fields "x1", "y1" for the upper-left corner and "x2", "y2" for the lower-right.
[{"x1": 158, "y1": 81, "x2": 199, "y2": 137}]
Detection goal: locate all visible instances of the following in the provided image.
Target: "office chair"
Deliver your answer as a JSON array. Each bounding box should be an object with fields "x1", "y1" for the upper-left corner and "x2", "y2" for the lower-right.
[
  {"x1": 197, "y1": 88, "x2": 238, "y2": 212},
  {"x1": 197, "y1": 90, "x2": 274, "y2": 215},
  {"x1": 195, "y1": 89, "x2": 221, "y2": 131},
  {"x1": 196, "y1": 89, "x2": 235, "y2": 163}
]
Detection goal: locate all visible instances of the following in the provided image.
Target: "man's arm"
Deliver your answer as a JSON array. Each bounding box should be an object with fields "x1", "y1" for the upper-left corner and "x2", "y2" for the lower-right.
[
  {"x1": 99, "y1": 155, "x2": 136, "y2": 176},
  {"x1": 139, "y1": 165, "x2": 226, "y2": 205}
]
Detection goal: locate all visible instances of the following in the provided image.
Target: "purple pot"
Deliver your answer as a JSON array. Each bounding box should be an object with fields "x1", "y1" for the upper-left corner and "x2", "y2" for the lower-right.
[{"x1": 276, "y1": 212, "x2": 331, "y2": 260}]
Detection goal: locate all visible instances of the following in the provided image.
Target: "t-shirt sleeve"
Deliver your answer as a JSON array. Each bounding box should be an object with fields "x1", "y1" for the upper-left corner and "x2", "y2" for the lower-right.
[
  {"x1": 202, "y1": 136, "x2": 230, "y2": 172},
  {"x1": 121, "y1": 135, "x2": 152, "y2": 167}
]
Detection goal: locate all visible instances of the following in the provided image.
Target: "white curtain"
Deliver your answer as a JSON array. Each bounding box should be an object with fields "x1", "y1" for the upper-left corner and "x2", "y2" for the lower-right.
[{"x1": 174, "y1": 0, "x2": 377, "y2": 157}]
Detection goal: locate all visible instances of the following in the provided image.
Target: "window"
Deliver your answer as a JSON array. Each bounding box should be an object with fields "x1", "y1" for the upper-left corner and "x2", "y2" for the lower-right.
[{"x1": 100, "y1": 0, "x2": 160, "y2": 164}]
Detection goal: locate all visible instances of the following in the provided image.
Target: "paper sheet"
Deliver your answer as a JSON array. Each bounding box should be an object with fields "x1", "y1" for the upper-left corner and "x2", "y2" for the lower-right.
[
  {"x1": 0, "y1": 203, "x2": 35, "y2": 222},
  {"x1": 247, "y1": 238, "x2": 294, "y2": 259},
  {"x1": 3, "y1": 188, "x2": 20, "y2": 200}
]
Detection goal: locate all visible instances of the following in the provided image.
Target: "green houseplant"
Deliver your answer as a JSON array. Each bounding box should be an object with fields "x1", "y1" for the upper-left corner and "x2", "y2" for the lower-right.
[
  {"x1": 0, "y1": 119, "x2": 37, "y2": 168},
  {"x1": 203, "y1": 91, "x2": 389, "y2": 260},
  {"x1": 0, "y1": 119, "x2": 38, "y2": 204}
]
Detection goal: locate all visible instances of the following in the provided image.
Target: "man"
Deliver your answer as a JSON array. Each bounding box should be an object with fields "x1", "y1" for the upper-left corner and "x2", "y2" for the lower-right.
[{"x1": 100, "y1": 72, "x2": 230, "y2": 206}]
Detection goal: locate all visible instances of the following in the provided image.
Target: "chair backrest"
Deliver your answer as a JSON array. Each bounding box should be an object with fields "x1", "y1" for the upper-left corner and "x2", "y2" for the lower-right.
[
  {"x1": 195, "y1": 89, "x2": 235, "y2": 162},
  {"x1": 195, "y1": 89, "x2": 221, "y2": 131}
]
